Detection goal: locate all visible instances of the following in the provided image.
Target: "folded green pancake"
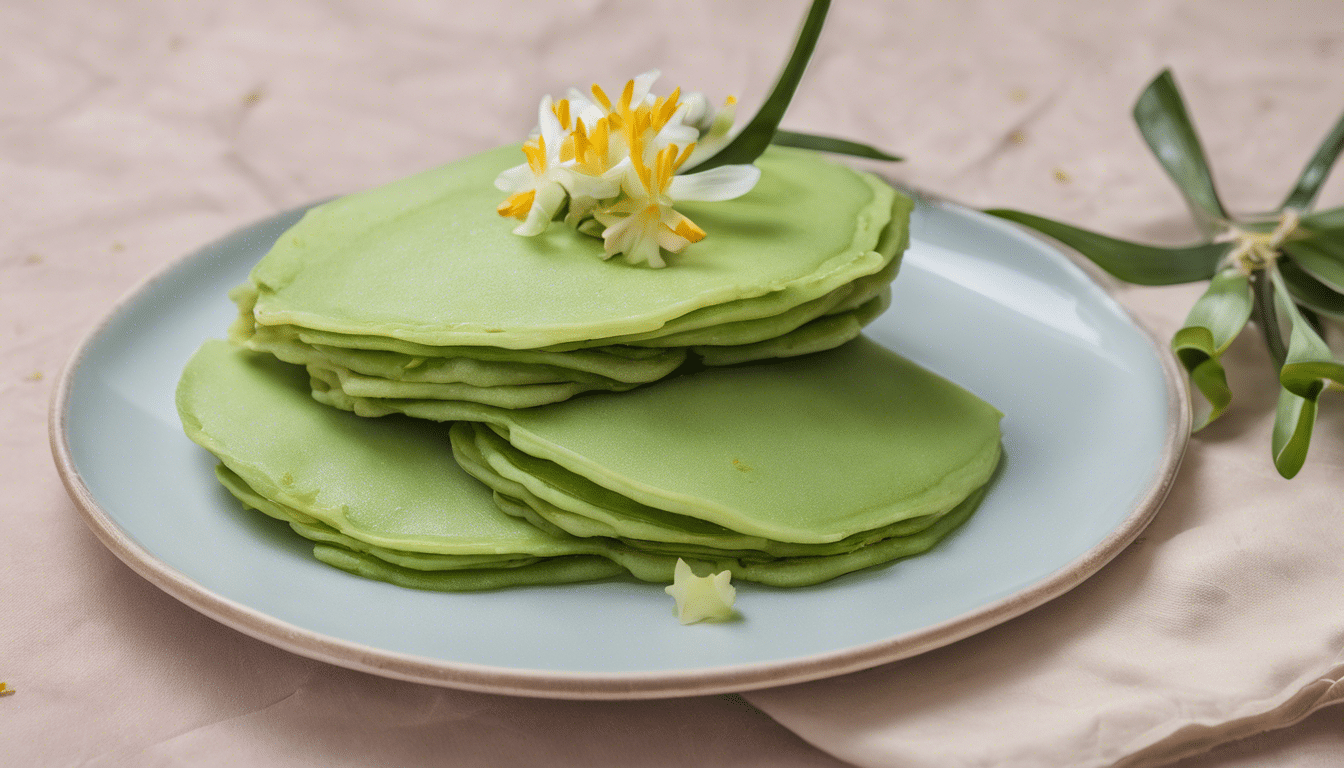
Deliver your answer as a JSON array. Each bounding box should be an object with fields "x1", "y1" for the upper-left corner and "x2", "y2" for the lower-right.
[
  {"x1": 177, "y1": 338, "x2": 1000, "y2": 590},
  {"x1": 230, "y1": 144, "x2": 912, "y2": 411}
]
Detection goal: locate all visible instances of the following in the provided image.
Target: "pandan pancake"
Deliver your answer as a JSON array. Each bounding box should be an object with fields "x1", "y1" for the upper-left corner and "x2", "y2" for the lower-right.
[
  {"x1": 452, "y1": 420, "x2": 949, "y2": 558},
  {"x1": 474, "y1": 336, "x2": 1002, "y2": 544},
  {"x1": 229, "y1": 144, "x2": 912, "y2": 410},
  {"x1": 177, "y1": 340, "x2": 997, "y2": 589},
  {"x1": 298, "y1": 295, "x2": 889, "y2": 414}
]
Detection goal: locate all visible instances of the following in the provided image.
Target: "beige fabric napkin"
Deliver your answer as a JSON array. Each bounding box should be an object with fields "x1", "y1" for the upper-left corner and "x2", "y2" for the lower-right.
[{"x1": 4, "y1": 1, "x2": 1343, "y2": 766}]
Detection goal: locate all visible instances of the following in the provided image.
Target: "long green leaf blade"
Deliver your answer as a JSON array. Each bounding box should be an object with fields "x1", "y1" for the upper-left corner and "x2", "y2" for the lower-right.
[
  {"x1": 1282, "y1": 235, "x2": 1344, "y2": 294},
  {"x1": 1266, "y1": 270, "x2": 1344, "y2": 477},
  {"x1": 770, "y1": 130, "x2": 902, "y2": 161},
  {"x1": 1280, "y1": 105, "x2": 1344, "y2": 211},
  {"x1": 1133, "y1": 70, "x2": 1229, "y2": 229},
  {"x1": 1251, "y1": 270, "x2": 1288, "y2": 368},
  {"x1": 1272, "y1": 386, "x2": 1317, "y2": 479},
  {"x1": 1279, "y1": 259, "x2": 1344, "y2": 320},
  {"x1": 1273, "y1": 270, "x2": 1344, "y2": 397},
  {"x1": 1171, "y1": 268, "x2": 1253, "y2": 429},
  {"x1": 985, "y1": 209, "x2": 1229, "y2": 285},
  {"x1": 1303, "y1": 206, "x2": 1344, "y2": 230},
  {"x1": 691, "y1": 0, "x2": 831, "y2": 171}
]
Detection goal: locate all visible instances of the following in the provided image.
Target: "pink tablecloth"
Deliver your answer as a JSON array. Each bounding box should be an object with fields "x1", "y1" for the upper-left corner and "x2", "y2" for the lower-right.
[{"x1": 5, "y1": 1, "x2": 1344, "y2": 765}]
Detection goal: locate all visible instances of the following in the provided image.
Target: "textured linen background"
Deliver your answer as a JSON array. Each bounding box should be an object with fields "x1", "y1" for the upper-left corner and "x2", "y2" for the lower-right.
[{"x1": 5, "y1": 1, "x2": 1344, "y2": 765}]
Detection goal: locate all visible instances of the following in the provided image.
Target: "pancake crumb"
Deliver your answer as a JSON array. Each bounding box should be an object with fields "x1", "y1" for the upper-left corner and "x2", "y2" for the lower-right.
[{"x1": 666, "y1": 559, "x2": 737, "y2": 624}]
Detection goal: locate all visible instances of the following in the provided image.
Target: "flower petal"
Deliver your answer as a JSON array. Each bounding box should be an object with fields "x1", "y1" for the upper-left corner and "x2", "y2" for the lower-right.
[
  {"x1": 513, "y1": 182, "x2": 568, "y2": 236},
  {"x1": 494, "y1": 163, "x2": 534, "y2": 192},
  {"x1": 631, "y1": 69, "x2": 661, "y2": 107},
  {"x1": 537, "y1": 95, "x2": 565, "y2": 153},
  {"x1": 667, "y1": 164, "x2": 761, "y2": 202}
]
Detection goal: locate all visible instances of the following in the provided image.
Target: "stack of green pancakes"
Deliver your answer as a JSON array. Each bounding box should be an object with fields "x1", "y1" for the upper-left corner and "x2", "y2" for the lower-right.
[
  {"x1": 228, "y1": 145, "x2": 912, "y2": 415},
  {"x1": 178, "y1": 338, "x2": 1002, "y2": 589},
  {"x1": 179, "y1": 144, "x2": 1005, "y2": 591}
]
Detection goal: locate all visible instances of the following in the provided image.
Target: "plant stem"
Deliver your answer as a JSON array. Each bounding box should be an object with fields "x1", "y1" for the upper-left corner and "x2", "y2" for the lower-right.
[{"x1": 1251, "y1": 269, "x2": 1287, "y2": 369}]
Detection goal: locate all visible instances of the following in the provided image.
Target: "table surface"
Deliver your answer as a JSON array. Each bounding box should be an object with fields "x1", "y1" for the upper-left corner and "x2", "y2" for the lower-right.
[{"x1": 5, "y1": 1, "x2": 1344, "y2": 766}]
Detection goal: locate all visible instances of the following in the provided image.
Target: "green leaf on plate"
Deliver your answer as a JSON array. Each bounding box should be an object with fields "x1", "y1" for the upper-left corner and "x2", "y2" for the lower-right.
[
  {"x1": 1133, "y1": 70, "x2": 1229, "y2": 231},
  {"x1": 1267, "y1": 270, "x2": 1344, "y2": 478},
  {"x1": 1171, "y1": 268, "x2": 1253, "y2": 429},
  {"x1": 770, "y1": 130, "x2": 902, "y2": 161},
  {"x1": 691, "y1": 0, "x2": 831, "y2": 171},
  {"x1": 1279, "y1": 105, "x2": 1344, "y2": 212},
  {"x1": 985, "y1": 209, "x2": 1229, "y2": 285}
]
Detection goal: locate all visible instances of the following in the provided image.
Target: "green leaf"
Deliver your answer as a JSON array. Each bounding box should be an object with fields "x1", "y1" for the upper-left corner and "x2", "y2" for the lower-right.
[
  {"x1": 1266, "y1": 270, "x2": 1344, "y2": 478},
  {"x1": 1280, "y1": 105, "x2": 1344, "y2": 212},
  {"x1": 1171, "y1": 268, "x2": 1253, "y2": 429},
  {"x1": 1273, "y1": 270, "x2": 1344, "y2": 397},
  {"x1": 692, "y1": 0, "x2": 831, "y2": 171},
  {"x1": 1272, "y1": 386, "x2": 1317, "y2": 479},
  {"x1": 1279, "y1": 259, "x2": 1344, "y2": 320},
  {"x1": 1281, "y1": 233, "x2": 1344, "y2": 293},
  {"x1": 1251, "y1": 269, "x2": 1288, "y2": 368},
  {"x1": 1303, "y1": 206, "x2": 1344, "y2": 230},
  {"x1": 985, "y1": 209, "x2": 1229, "y2": 285},
  {"x1": 770, "y1": 129, "x2": 902, "y2": 161},
  {"x1": 1133, "y1": 70, "x2": 1229, "y2": 230}
]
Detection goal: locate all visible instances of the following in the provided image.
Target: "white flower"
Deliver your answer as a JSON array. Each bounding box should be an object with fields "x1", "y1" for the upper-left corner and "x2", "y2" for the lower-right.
[
  {"x1": 495, "y1": 73, "x2": 752, "y2": 265},
  {"x1": 683, "y1": 95, "x2": 739, "y2": 166},
  {"x1": 594, "y1": 136, "x2": 760, "y2": 268},
  {"x1": 494, "y1": 95, "x2": 573, "y2": 236}
]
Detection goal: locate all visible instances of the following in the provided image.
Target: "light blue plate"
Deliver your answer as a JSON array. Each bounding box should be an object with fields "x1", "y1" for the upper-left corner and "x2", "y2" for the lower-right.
[{"x1": 52, "y1": 197, "x2": 1187, "y2": 699}]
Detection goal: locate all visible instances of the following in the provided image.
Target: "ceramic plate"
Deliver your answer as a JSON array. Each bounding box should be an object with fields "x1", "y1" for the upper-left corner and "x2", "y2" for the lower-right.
[{"x1": 52, "y1": 196, "x2": 1188, "y2": 699}]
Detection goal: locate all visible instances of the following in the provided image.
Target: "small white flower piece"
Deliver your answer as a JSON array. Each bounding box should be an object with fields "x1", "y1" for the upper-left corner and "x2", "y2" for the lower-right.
[
  {"x1": 684, "y1": 95, "x2": 739, "y2": 166},
  {"x1": 595, "y1": 132, "x2": 760, "y2": 267},
  {"x1": 496, "y1": 73, "x2": 755, "y2": 265},
  {"x1": 495, "y1": 95, "x2": 573, "y2": 236},
  {"x1": 664, "y1": 558, "x2": 736, "y2": 625}
]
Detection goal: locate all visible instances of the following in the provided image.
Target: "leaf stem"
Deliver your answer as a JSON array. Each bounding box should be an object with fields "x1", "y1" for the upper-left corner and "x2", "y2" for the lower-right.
[
  {"x1": 689, "y1": 0, "x2": 831, "y2": 171},
  {"x1": 1251, "y1": 269, "x2": 1287, "y2": 369}
]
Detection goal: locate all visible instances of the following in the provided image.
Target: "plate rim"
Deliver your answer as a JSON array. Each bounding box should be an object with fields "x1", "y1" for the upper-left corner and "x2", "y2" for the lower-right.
[{"x1": 49, "y1": 196, "x2": 1191, "y2": 700}]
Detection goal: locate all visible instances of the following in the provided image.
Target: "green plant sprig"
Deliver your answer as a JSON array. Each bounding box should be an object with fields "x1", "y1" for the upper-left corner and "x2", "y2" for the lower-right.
[
  {"x1": 988, "y1": 70, "x2": 1344, "y2": 478},
  {"x1": 690, "y1": 0, "x2": 902, "y2": 171}
]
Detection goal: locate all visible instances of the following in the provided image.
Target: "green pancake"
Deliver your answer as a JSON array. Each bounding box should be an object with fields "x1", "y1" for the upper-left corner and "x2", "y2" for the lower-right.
[
  {"x1": 177, "y1": 340, "x2": 998, "y2": 590},
  {"x1": 234, "y1": 145, "x2": 907, "y2": 350},
  {"x1": 452, "y1": 420, "x2": 950, "y2": 558},
  {"x1": 472, "y1": 336, "x2": 1003, "y2": 544},
  {"x1": 226, "y1": 145, "x2": 911, "y2": 410}
]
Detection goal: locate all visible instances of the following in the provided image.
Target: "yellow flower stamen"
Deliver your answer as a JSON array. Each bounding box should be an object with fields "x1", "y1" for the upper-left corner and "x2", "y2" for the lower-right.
[
  {"x1": 724, "y1": 95, "x2": 737, "y2": 106},
  {"x1": 673, "y1": 142, "x2": 695, "y2": 171},
  {"x1": 630, "y1": 139, "x2": 654, "y2": 193},
  {"x1": 657, "y1": 145, "x2": 675, "y2": 192},
  {"x1": 497, "y1": 189, "x2": 536, "y2": 220},
  {"x1": 553, "y1": 98, "x2": 571, "y2": 130},
  {"x1": 654, "y1": 87, "x2": 681, "y2": 129},
  {"x1": 522, "y1": 136, "x2": 547, "y2": 174},
  {"x1": 591, "y1": 119, "x2": 609, "y2": 163},
  {"x1": 590, "y1": 84, "x2": 613, "y2": 112},
  {"x1": 619, "y1": 78, "x2": 634, "y2": 113},
  {"x1": 674, "y1": 217, "x2": 706, "y2": 243}
]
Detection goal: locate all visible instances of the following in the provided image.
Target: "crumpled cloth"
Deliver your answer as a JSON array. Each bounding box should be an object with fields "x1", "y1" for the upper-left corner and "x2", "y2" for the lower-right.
[{"x1": 4, "y1": 0, "x2": 1343, "y2": 766}]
